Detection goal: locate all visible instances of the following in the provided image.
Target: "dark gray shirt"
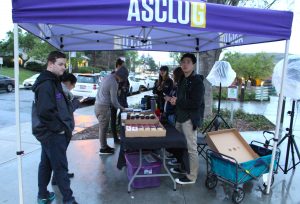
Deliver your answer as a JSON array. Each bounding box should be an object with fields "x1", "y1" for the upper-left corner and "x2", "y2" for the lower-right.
[{"x1": 95, "y1": 74, "x2": 122, "y2": 109}]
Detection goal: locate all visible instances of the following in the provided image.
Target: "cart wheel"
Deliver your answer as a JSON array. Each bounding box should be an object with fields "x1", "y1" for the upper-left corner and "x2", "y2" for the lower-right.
[
  {"x1": 205, "y1": 174, "x2": 218, "y2": 189},
  {"x1": 263, "y1": 174, "x2": 275, "y2": 188},
  {"x1": 232, "y1": 188, "x2": 245, "y2": 204}
]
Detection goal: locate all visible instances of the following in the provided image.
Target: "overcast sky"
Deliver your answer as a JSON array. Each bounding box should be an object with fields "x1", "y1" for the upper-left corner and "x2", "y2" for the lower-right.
[{"x1": 0, "y1": 0, "x2": 299, "y2": 64}]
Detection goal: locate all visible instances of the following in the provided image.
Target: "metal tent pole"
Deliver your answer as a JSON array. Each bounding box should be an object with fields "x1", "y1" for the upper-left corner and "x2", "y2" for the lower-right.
[
  {"x1": 14, "y1": 23, "x2": 24, "y2": 204},
  {"x1": 266, "y1": 40, "x2": 290, "y2": 194},
  {"x1": 196, "y1": 52, "x2": 200, "y2": 74}
]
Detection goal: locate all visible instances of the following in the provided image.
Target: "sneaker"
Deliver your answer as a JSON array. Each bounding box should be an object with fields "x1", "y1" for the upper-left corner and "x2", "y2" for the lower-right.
[
  {"x1": 37, "y1": 192, "x2": 55, "y2": 204},
  {"x1": 175, "y1": 176, "x2": 196, "y2": 185},
  {"x1": 170, "y1": 167, "x2": 186, "y2": 175},
  {"x1": 167, "y1": 159, "x2": 180, "y2": 166},
  {"x1": 99, "y1": 146, "x2": 115, "y2": 155}
]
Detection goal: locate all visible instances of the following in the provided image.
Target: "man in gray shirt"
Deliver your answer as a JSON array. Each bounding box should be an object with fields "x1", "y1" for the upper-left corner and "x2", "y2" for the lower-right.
[{"x1": 95, "y1": 66, "x2": 128, "y2": 154}]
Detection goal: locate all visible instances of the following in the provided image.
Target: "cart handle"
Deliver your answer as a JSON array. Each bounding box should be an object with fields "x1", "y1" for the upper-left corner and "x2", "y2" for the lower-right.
[{"x1": 263, "y1": 131, "x2": 275, "y2": 136}]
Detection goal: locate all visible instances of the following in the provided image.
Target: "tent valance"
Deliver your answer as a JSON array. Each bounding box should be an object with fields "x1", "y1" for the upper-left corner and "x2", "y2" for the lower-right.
[{"x1": 12, "y1": 0, "x2": 293, "y2": 52}]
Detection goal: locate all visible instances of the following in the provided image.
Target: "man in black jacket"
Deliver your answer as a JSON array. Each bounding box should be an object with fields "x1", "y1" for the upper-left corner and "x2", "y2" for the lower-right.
[
  {"x1": 170, "y1": 53, "x2": 205, "y2": 185},
  {"x1": 32, "y1": 51, "x2": 78, "y2": 204}
]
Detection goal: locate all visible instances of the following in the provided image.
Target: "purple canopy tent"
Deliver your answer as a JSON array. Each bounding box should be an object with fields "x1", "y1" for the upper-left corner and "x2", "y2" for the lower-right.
[
  {"x1": 11, "y1": 0, "x2": 293, "y2": 203},
  {"x1": 12, "y1": 0, "x2": 292, "y2": 52}
]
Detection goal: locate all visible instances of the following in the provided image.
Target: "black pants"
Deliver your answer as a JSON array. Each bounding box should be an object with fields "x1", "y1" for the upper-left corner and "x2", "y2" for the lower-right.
[
  {"x1": 110, "y1": 106, "x2": 120, "y2": 140},
  {"x1": 38, "y1": 133, "x2": 74, "y2": 202}
]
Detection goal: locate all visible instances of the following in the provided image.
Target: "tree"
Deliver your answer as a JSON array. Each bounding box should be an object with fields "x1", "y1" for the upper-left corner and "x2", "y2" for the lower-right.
[
  {"x1": 0, "y1": 30, "x2": 56, "y2": 66},
  {"x1": 125, "y1": 51, "x2": 139, "y2": 72},
  {"x1": 138, "y1": 54, "x2": 158, "y2": 72},
  {"x1": 169, "y1": 52, "x2": 184, "y2": 64},
  {"x1": 84, "y1": 50, "x2": 126, "y2": 70},
  {"x1": 222, "y1": 52, "x2": 274, "y2": 81},
  {"x1": 27, "y1": 38, "x2": 56, "y2": 63},
  {"x1": 147, "y1": 55, "x2": 158, "y2": 71}
]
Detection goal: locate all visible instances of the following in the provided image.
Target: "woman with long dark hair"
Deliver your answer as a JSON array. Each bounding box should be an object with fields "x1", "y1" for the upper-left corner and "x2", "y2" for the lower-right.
[{"x1": 152, "y1": 66, "x2": 173, "y2": 113}]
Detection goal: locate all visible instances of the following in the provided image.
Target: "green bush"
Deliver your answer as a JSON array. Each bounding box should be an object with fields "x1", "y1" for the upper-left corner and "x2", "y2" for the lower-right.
[
  {"x1": 243, "y1": 89, "x2": 256, "y2": 101},
  {"x1": 3, "y1": 57, "x2": 14, "y2": 67},
  {"x1": 212, "y1": 87, "x2": 260, "y2": 101},
  {"x1": 212, "y1": 87, "x2": 227, "y2": 100},
  {"x1": 200, "y1": 108, "x2": 274, "y2": 131},
  {"x1": 25, "y1": 62, "x2": 46, "y2": 72}
]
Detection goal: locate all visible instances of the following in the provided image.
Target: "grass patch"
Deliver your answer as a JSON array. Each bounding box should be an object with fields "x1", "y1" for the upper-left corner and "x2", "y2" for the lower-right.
[
  {"x1": 200, "y1": 108, "x2": 275, "y2": 132},
  {"x1": 0, "y1": 67, "x2": 38, "y2": 84}
]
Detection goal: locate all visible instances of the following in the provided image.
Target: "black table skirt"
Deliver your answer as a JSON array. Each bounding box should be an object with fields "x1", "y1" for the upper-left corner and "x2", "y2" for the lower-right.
[{"x1": 117, "y1": 124, "x2": 190, "y2": 172}]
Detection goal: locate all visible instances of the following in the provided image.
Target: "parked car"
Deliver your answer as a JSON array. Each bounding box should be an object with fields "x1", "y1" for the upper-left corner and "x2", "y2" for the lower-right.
[
  {"x1": 128, "y1": 76, "x2": 140, "y2": 95},
  {"x1": 22, "y1": 73, "x2": 40, "y2": 89},
  {"x1": 134, "y1": 75, "x2": 155, "y2": 91},
  {"x1": 134, "y1": 75, "x2": 147, "y2": 91},
  {"x1": 71, "y1": 73, "x2": 101, "y2": 102},
  {"x1": 145, "y1": 76, "x2": 156, "y2": 89},
  {"x1": 0, "y1": 75, "x2": 15, "y2": 92}
]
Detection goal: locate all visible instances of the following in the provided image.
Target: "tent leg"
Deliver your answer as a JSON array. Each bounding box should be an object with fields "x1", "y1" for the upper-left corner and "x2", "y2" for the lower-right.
[
  {"x1": 69, "y1": 51, "x2": 72, "y2": 73},
  {"x1": 14, "y1": 23, "x2": 24, "y2": 204},
  {"x1": 196, "y1": 52, "x2": 200, "y2": 74},
  {"x1": 266, "y1": 40, "x2": 290, "y2": 194}
]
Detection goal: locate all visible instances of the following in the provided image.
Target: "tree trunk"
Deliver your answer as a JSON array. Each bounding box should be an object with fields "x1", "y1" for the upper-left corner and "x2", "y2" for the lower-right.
[{"x1": 199, "y1": 49, "x2": 222, "y2": 117}]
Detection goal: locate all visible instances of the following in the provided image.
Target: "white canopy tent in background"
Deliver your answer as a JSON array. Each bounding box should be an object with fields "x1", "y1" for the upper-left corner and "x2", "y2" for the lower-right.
[{"x1": 11, "y1": 0, "x2": 293, "y2": 203}]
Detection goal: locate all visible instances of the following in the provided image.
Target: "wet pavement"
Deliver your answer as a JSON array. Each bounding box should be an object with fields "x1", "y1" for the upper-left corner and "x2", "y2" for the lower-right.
[
  {"x1": 1, "y1": 136, "x2": 299, "y2": 204},
  {"x1": 1, "y1": 91, "x2": 300, "y2": 203}
]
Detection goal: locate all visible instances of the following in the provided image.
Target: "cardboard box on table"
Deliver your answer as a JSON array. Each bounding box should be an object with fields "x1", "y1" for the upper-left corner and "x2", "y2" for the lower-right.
[
  {"x1": 125, "y1": 122, "x2": 166, "y2": 138},
  {"x1": 206, "y1": 129, "x2": 259, "y2": 163}
]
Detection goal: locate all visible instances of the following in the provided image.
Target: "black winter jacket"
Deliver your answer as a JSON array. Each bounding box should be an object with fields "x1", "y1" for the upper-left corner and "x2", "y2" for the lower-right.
[
  {"x1": 176, "y1": 72, "x2": 205, "y2": 129},
  {"x1": 31, "y1": 70, "x2": 74, "y2": 142}
]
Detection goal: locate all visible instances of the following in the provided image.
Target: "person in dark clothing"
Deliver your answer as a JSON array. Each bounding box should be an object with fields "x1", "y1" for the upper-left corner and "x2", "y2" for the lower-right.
[
  {"x1": 152, "y1": 66, "x2": 173, "y2": 113},
  {"x1": 170, "y1": 53, "x2": 205, "y2": 185},
  {"x1": 164, "y1": 67, "x2": 184, "y2": 126},
  {"x1": 51, "y1": 73, "x2": 79, "y2": 185},
  {"x1": 110, "y1": 58, "x2": 129, "y2": 143},
  {"x1": 32, "y1": 51, "x2": 78, "y2": 204},
  {"x1": 61, "y1": 72, "x2": 80, "y2": 111}
]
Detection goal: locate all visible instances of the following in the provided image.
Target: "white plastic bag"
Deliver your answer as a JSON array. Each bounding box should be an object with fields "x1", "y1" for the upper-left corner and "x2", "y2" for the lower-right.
[
  {"x1": 272, "y1": 55, "x2": 300, "y2": 99},
  {"x1": 206, "y1": 61, "x2": 236, "y2": 87}
]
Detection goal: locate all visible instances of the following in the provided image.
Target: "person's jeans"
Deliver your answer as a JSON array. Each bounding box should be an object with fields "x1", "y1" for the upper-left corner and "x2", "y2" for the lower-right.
[
  {"x1": 167, "y1": 114, "x2": 175, "y2": 126},
  {"x1": 38, "y1": 133, "x2": 74, "y2": 202},
  {"x1": 95, "y1": 104, "x2": 111, "y2": 149},
  {"x1": 175, "y1": 120, "x2": 199, "y2": 181}
]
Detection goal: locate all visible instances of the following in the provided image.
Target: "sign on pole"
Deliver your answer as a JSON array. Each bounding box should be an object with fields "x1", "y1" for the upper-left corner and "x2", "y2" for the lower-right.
[
  {"x1": 227, "y1": 86, "x2": 238, "y2": 123},
  {"x1": 227, "y1": 86, "x2": 238, "y2": 101}
]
